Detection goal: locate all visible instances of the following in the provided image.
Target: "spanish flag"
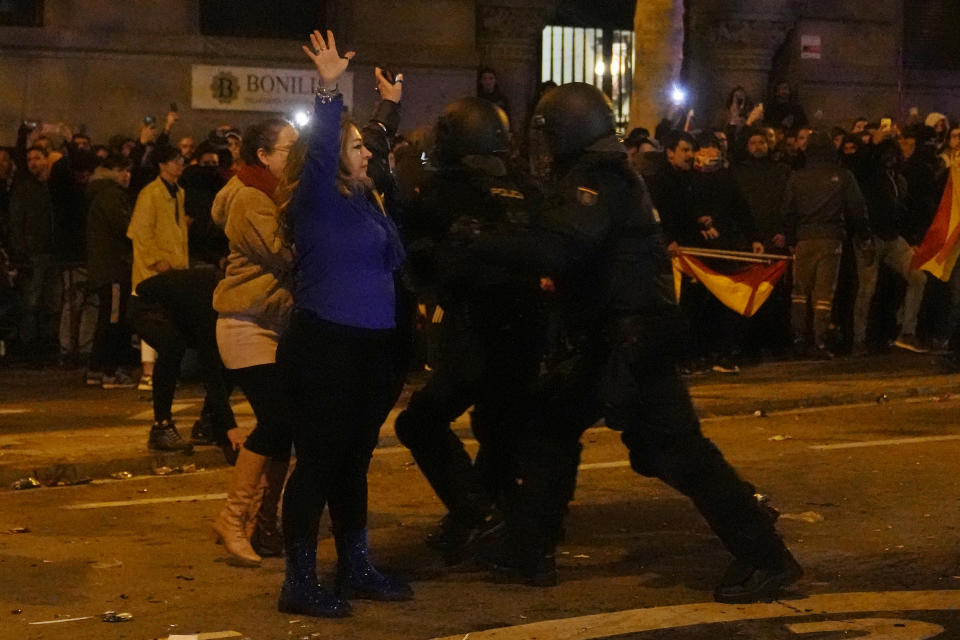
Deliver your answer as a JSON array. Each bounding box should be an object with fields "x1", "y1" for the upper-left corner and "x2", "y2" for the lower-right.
[
  {"x1": 673, "y1": 251, "x2": 790, "y2": 317},
  {"x1": 911, "y1": 166, "x2": 960, "y2": 281}
]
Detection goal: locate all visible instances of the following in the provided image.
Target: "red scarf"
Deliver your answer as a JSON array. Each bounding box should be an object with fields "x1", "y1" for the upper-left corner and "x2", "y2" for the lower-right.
[{"x1": 237, "y1": 163, "x2": 279, "y2": 198}]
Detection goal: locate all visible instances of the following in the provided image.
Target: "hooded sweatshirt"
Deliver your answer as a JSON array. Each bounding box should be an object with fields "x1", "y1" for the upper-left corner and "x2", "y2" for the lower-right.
[{"x1": 85, "y1": 168, "x2": 132, "y2": 289}]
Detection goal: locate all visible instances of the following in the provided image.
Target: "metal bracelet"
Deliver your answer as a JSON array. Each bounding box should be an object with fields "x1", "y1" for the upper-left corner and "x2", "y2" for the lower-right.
[{"x1": 316, "y1": 85, "x2": 340, "y2": 103}]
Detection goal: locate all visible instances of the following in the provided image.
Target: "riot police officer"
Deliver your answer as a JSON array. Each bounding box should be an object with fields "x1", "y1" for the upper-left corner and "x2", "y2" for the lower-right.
[
  {"x1": 394, "y1": 97, "x2": 544, "y2": 564},
  {"x1": 474, "y1": 83, "x2": 801, "y2": 603}
]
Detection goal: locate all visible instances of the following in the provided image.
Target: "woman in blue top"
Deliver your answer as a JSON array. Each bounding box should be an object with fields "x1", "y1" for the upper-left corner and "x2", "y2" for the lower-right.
[{"x1": 276, "y1": 30, "x2": 410, "y2": 618}]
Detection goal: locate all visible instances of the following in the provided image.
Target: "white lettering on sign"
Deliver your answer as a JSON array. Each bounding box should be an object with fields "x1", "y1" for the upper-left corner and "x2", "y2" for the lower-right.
[
  {"x1": 191, "y1": 64, "x2": 354, "y2": 112},
  {"x1": 788, "y1": 617, "x2": 944, "y2": 639}
]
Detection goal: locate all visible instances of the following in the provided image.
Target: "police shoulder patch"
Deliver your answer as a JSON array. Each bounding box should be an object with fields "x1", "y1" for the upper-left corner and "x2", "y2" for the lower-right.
[
  {"x1": 489, "y1": 187, "x2": 525, "y2": 200},
  {"x1": 577, "y1": 186, "x2": 599, "y2": 206}
]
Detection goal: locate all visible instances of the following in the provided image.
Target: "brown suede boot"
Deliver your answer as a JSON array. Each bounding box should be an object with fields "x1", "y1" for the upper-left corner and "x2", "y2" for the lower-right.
[
  {"x1": 250, "y1": 457, "x2": 291, "y2": 557},
  {"x1": 212, "y1": 446, "x2": 266, "y2": 566}
]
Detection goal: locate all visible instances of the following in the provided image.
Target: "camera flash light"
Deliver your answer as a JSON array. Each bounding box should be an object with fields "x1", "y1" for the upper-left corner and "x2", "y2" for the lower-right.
[{"x1": 294, "y1": 110, "x2": 311, "y2": 127}]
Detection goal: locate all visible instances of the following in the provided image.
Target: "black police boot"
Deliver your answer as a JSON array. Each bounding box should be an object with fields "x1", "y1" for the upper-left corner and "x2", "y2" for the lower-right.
[
  {"x1": 426, "y1": 512, "x2": 504, "y2": 566},
  {"x1": 491, "y1": 551, "x2": 558, "y2": 587},
  {"x1": 334, "y1": 529, "x2": 413, "y2": 601},
  {"x1": 148, "y1": 420, "x2": 194, "y2": 453},
  {"x1": 478, "y1": 525, "x2": 558, "y2": 587},
  {"x1": 713, "y1": 546, "x2": 802, "y2": 604},
  {"x1": 278, "y1": 543, "x2": 352, "y2": 617}
]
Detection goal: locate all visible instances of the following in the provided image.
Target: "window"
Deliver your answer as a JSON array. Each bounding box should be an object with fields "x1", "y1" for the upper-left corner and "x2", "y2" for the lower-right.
[
  {"x1": 199, "y1": 0, "x2": 326, "y2": 39},
  {"x1": 541, "y1": 25, "x2": 635, "y2": 131},
  {"x1": 0, "y1": 0, "x2": 42, "y2": 27},
  {"x1": 903, "y1": 0, "x2": 960, "y2": 70}
]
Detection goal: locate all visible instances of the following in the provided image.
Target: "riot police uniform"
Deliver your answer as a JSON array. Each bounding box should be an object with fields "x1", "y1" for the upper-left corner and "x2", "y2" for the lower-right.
[
  {"x1": 478, "y1": 83, "x2": 801, "y2": 603},
  {"x1": 394, "y1": 97, "x2": 544, "y2": 562}
]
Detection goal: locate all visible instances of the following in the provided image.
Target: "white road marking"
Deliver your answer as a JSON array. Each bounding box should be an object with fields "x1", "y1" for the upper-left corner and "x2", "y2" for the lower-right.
[
  {"x1": 579, "y1": 461, "x2": 630, "y2": 471},
  {"x1": 0, "y1": 408, "x2": 30, "y2": 414},
  {"x1": 429, "y1": 590, "x2": 960, "y2": 640},
  {"x1": 131, "y1": 402, "x2": 195, "y2": 421},
  {"x1": 28, "y1": 616, "x2": 94, "y2": 625},
  {"x1": 63, "y1": 493, "x2": 226, "y2": 510},
  {"x1": 700, "y1": 401, "x2": 880, "y2": 423},
  {"x1": 811, "y1": 434, "x2": 960, "y2": 451}
]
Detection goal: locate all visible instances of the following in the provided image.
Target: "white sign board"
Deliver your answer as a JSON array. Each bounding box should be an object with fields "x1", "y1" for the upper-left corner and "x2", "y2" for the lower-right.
[
  {"x1": 191, "y1": 64, "x2": 354, "y2": 113},
  {"x1": 800, "y1": 35, "x2": 821, "y2": 60}
]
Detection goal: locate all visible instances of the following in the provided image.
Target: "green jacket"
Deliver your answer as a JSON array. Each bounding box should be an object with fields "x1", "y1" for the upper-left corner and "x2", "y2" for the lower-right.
[{"x1": 86, "y1": 172, "x2": 132, "y2": 288}]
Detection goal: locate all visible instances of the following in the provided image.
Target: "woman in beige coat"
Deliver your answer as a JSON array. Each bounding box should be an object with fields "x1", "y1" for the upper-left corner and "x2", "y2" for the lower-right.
[{"x1": 210, "y1": 119, "x2": 299, "y2": 565}]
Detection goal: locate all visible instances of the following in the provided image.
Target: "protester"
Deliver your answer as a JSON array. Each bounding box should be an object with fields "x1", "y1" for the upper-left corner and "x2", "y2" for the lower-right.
[
  {"x1": 275, "y1": 30, "x2": 410, "y2": 618},
  {"x1": 209, "y1": 118, "x2": 298, "y2": 567},
  {"x1": 85, "y1": 154, "x2": 135, "y2": 388},
  {"x1": 783, "y1": 132, "x2": 870, "y2": 358},
  {"x1": 477, "y1": 66, "x2": 511, "y2": 122},
  {"x1": 126, "y1": 144, "x2": 189, "y2": 428},
  {"x1": 130, "y1": 267, "x2": 236, "y2": 454}
]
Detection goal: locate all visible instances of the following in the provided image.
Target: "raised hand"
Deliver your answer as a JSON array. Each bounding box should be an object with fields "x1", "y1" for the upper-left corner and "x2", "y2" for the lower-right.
[
  {"x1": 301, "y1": 30, "x2": 355, "y2": 89},
  {"x1": 375, "y1": 67, "x2": 403, "y2": 103}
]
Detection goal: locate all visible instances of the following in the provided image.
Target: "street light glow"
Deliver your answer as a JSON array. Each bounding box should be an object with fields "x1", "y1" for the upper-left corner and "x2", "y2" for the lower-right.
[{"x1": 595, "y1": 59, "x2": 606, "y2": 77}]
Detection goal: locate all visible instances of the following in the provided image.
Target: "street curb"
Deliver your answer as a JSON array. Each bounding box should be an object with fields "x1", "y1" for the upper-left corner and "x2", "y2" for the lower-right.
[
  {"x1": 3, "y1": 380, "x2": 959, "y2": 491},
  {"x1": 693, "y1": 382, "x2": 960, "y2": 418}
]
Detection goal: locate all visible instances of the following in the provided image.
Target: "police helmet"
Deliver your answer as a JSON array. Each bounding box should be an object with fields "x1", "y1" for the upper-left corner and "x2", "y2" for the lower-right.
[
  {"x1": 531, "y1": 82, "x2": 616, "y2": 156},
  {"x1": 434, "y1": 97, "x2": 510, "y2": 167}
]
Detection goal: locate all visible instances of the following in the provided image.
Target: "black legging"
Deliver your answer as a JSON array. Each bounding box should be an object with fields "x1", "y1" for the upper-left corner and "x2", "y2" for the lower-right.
[
  {"x1": 232, "y1": 363, "x2": 294, "y2": 459},
  {"x1": 279, "y1": 310, "x2": 399, "y2": 551},
  {"x1": 128, "y1": 295, "x2": 233, "y2": 432}
]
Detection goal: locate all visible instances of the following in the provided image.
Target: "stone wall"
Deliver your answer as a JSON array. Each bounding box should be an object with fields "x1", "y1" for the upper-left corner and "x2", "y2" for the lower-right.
[
  {"x1": 677, "y1": 0, "x2": 960, "y2": 132},
  {"x1": 0, "y1": 1, "x2": 491, "y2": 147}
]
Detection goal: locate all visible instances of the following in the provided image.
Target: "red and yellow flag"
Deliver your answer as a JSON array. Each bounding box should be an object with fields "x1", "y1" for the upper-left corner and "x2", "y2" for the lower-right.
[
  {"x1": 911, "y1": 167, "x2": 960, "y2": 281},
  {"x1": 673, "y1": 251, "x2": 789, "y2": 317}
]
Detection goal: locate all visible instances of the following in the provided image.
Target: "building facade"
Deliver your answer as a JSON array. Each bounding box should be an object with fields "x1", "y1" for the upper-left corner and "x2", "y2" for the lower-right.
[{"x1": 1, "y1": 1, "x2": 957, "y2": 149}]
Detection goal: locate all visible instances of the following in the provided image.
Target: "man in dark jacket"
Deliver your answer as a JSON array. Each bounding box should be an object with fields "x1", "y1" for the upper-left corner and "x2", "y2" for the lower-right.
[
  {"x1": 733, "y1": 129, "x2": 793, "y2": 353},
  {"x1": 86, "y1": 154, "x2": 135, "y2": 388},
  {"x1": 180, "y1": 143, "x2": 228, "y2": 267},
  {"x1": 477, "y1": 83, "x2": 801, "y2": 603},
  {"x1": 853, "y1": 138, "x2": 928, "y2": 353},
  {"x1": 9, "y1": 145, "x2": 56, "y2": 351},
  {"x1": 394, "y1": 97, "x2": 543, "y2": 564},
  {"x1": 783, "y1": 132, "x2": 870, "y2": 357}
]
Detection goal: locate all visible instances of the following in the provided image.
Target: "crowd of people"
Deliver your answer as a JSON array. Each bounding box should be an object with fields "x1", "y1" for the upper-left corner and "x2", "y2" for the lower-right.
[
  {"x1": 1, "y1": 30, "x2": 959, "y2": 619},
  {"x1": 629, "y1": 81, "x2": 960, "y2": 370}
]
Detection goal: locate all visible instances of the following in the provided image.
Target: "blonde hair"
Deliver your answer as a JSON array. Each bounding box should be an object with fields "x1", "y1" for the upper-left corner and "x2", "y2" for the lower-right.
[{"x1": 276, "y1": 134, "x2": 309, "y2": 247}]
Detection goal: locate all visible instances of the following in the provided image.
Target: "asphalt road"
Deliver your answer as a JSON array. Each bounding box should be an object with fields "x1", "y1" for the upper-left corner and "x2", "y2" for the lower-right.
[{"x1": 3, "y1": 398, "x2": 960, "y2": 640}]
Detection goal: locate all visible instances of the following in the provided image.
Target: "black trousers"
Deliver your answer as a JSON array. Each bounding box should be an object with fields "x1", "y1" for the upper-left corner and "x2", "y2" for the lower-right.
[
  {"x1": 279, "y1": 310, "x2": 399, "y2": 552},
  {"x1": 394, "y1": 297, "x2": 543, "y2": 526},
  {"x1": 513, "y1": 337, "x2": 785, "y2": 569},
  {"x1": 127, "y1": 295, "x2": 234, "y2": 435},
  {"x1": 233, "y1": 363, "x2": 294, "y2": 459},
  {"x1": 89, "y1": 282, "x2": 131, "y2": 375}
]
